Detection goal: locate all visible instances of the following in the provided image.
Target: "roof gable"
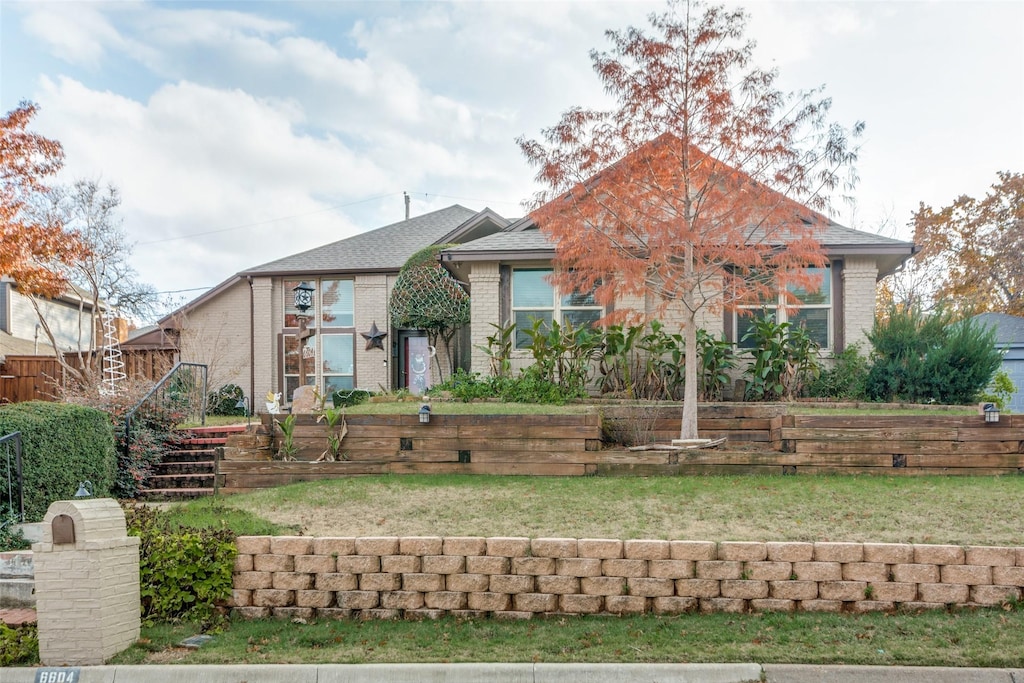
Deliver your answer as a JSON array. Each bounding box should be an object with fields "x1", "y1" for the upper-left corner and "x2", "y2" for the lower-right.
[{"x1": 241, "y1": 205, "x2": 481, "y2": 276}]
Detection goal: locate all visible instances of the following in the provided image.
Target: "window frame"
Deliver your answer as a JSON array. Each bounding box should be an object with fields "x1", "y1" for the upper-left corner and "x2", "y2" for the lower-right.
[
  {"x1": 510, "y1": 267, "x2": 603, "y2": 349},
  {"x1": 281, "y1": 278, "x2": 357, "y2": 401},
  {"x1": 733, "y1": 265, "x2": 833, "y2": 351}
]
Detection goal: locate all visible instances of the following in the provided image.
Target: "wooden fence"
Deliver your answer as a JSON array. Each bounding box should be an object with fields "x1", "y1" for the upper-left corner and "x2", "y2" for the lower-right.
[
  {"x1": 0, "y1": 350, "x2": 175, "y2": 403},
  {"x1": 0, "y1": 355, "x2": 63, "y2": 403}
]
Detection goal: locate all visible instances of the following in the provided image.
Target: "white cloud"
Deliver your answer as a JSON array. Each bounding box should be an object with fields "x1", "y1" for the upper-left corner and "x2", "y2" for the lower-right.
[
  {"x1": 10, "y1": 0, "x2": 1022, "y2": 304},
  {"x1": 21, "y1": 2, "x2": 132, "y2": 67}
]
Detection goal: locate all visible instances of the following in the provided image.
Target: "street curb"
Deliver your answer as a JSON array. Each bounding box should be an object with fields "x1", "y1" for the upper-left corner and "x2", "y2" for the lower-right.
[
  {"x1": 5, "y1": 663, "x2": 1023, "y2": 682},
  {"x1": 3, "y1": 663, "x2": 764, "y2": 683}
]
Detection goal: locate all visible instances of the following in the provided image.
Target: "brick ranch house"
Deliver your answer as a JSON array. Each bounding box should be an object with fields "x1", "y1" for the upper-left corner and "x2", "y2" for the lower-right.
[{"x1": 153, "y1": 196, "x2": 915, "y2": 409}]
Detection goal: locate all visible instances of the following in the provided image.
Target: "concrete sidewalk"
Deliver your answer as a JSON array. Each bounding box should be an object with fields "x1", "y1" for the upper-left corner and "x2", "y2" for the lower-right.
[{"x1": 2, "y1": 663, "x2": 1022, "y2": 682}]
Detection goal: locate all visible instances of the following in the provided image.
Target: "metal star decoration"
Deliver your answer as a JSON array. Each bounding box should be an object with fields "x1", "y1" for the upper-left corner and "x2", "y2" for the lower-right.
[{"x1": 360, "y1": 321, "x2": 387, "y2": 351}]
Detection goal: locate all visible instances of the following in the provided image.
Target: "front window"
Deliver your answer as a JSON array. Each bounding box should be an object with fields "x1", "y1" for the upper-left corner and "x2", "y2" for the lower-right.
[
  {"x1": 735, "y1": 266, "x2": 831, "y2": 349},
  {"x1": 282, "y1": 278, "x2": 356, "y2": 400},
  {"x1": 511, "y1": 268, "x2": 602, "y2": 348}
]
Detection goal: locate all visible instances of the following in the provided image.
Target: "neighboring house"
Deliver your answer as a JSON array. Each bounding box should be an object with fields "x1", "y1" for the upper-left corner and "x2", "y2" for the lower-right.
[
  {"x1": 971, "y1": 312, "x2": 1024, "y2": 413},
  {"x1": 162, "y1": 198, "x2": 915, "y2": 409},
  {"x1": 0, "y1": 276, "x2": 101, "y2": 357}
]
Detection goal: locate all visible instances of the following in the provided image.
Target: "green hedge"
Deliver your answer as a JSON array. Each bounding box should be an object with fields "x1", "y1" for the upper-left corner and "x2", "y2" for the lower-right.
[{"x1": 0, "y1": 401, "x2": 116, "y2": 521}]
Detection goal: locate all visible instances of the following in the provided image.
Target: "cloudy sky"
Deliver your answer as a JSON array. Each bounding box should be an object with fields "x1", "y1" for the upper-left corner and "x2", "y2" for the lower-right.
[{"x1": 2, "y1": 0, "x2": 1022, "y2": 318}]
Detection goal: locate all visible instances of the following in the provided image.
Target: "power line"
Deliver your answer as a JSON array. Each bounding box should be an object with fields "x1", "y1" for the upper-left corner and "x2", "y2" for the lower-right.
[
  {"x1": 407, "y1": 191, "x2": 523, "y2": 208},
  {"x1": 136, "y1": 190, "x2": 525, "y2": 248},
  {"x1": 137, "y1": 192, "x2": 402, "y2": 246}
]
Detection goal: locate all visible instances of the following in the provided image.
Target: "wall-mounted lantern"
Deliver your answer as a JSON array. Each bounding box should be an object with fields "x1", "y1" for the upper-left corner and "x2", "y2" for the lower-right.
[
  {"x1": 74, "y1": 480, "x2": 93, "y2": 498},
  {"x1": 235, "y1": 396, "x2": 252, "y2": 428},
  {"x1": 292, "y1": 281, "x2": 317, "y2": 388},
  {"x1": 292, "y1": 281, "x2": 315, "y2": 314},
  {"x1": 983, "y1": 402, "x2": 1000, "y2": 423},
  {"x1": 418, "y1": 403, "x2": 431, "y2": 424}
]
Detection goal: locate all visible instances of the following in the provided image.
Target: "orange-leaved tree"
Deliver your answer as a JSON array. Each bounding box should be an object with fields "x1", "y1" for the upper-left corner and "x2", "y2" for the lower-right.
[
  {"x1": 909, "y1": 171, "x2": 1023, "y2": 316},
  {"x1": 0, "y1": 101, "x2": 84, "y2": 297},
  {"x1": 518, "y1": 0, "x2": 863, "y2": 440}
]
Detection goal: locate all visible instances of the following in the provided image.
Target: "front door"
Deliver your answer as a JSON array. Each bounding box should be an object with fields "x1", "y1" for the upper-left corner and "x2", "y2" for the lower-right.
[{"x1": 397, "y1": 331, "x2": 432, "y2": 394}]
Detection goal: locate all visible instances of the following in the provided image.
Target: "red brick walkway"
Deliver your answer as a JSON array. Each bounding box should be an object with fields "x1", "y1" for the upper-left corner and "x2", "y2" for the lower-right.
[{"x1": 0, "y1": 607, "x2": 37, "y2": 627}]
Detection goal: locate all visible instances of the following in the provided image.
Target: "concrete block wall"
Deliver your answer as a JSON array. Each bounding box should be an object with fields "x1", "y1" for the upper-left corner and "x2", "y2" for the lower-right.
[{"x1": 231, "y1": 536, "x2": 1024, "y2": 620}]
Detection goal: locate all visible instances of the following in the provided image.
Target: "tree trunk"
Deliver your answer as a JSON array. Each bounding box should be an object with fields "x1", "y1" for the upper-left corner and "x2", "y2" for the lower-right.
[{"x1": 679, "y1": 309, "x2": 699, "y2": 440}]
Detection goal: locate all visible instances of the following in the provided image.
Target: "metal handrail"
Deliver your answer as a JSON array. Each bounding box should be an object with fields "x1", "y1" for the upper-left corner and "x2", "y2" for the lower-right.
[
  {"x1": 123, "y1": 361, "x2": 208, "y2": 458},
  {"x1": 0, "y1": 431, "x2": 24, "y2": 527}
]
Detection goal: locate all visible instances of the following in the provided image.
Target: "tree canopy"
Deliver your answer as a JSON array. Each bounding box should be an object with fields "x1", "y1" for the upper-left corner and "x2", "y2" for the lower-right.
[
  {"x1": 0, "y1": 101, "x2": 85, "y2": 297},
  {"x1": 909, "y1": 171, "x2": 1023, "y2": 316},
  {"x1": 517, "y1": 0, "x2": 862, "y2": 439},
  {"x1": 389, "y1": 243, "x2": 471, "y2": 381}
]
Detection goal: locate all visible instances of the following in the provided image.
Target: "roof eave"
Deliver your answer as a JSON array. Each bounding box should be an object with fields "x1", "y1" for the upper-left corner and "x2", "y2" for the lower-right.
[{"x1": 441, "y1": 248, "x2": 557, "y2": 263}]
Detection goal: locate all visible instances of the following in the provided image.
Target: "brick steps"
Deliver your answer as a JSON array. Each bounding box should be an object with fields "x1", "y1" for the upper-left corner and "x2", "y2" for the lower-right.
[
  {"x1": 138, "y1": 487, "x2": 216, "y2": 501},
  {"x1": 138, "y1": 424, "x2": 250, "y2": 501},
  {"x1": 0, "y1": 607, "x2": 36, "y2": 627}
]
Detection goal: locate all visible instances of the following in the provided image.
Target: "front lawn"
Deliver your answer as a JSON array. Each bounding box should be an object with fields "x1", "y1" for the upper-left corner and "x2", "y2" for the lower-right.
[
  {"x1": 112, "y1": 608, "x2": 1024, "y2": 667},
  {"x1": 169, "y1": 474, "x2": 1024, "y2": 545}
]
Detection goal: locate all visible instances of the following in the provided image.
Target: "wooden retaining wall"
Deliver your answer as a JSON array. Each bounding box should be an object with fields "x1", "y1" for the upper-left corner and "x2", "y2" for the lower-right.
[
  {"x1": 216, "y1": 408, "x2": 1024, "y2": 492},
  {"x1": 220, "y1": 413, "x2": 605, "y2": 493},
  {"x1": 777, "y1": 413, "x2": 1024, "y2": 475},
  {"x1": 601, "y1": 403, "x2": 784, "y2": 447}
]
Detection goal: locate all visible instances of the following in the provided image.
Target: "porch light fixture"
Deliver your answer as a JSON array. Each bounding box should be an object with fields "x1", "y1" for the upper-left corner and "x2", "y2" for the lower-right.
[
  {"x1": 983, "y1": 403, "x2": 1000, "y2": 423},
  {"x1": 418, "y1": 403, "x2": 431, "y2": 424},
  {"x1": 292, "y1": 281, "x2": 315, "y2": 314},
  {"x1": 235, "y1": 396, "x2": 252, "y2": 428},
  {"x1": 292, "y1": 281, "x2": 317, "y2": 388}
]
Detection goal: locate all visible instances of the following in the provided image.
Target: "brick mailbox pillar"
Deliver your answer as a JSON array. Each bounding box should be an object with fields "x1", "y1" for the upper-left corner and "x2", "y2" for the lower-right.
[{"x1": 32, "y1": 498, "x2": 141, "y2": 665}]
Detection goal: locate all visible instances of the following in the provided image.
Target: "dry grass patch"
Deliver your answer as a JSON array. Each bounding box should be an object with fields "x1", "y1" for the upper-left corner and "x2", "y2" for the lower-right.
[{"x1": 214, "y1": 474, "x2": 1024, "y2": 545}]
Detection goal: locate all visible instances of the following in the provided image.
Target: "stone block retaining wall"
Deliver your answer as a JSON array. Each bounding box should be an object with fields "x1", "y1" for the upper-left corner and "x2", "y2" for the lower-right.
[{"x1": 231, "y1": 536, "x2": 1024, "y2": 620}]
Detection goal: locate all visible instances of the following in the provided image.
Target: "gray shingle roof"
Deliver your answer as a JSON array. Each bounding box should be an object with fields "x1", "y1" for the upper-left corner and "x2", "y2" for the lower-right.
[
  {"x1": 241, "y1": 205, "x2": 479, "y2": 275},
  {"x1": 445, "y1": 220, "x2": 914, "y2": 255},
  {"x1": 971, "y1": 313, "x2": 1024, "y2": 345},
  {"x1": 445, "y1": 229, "x2": 554, "y2": 253}
]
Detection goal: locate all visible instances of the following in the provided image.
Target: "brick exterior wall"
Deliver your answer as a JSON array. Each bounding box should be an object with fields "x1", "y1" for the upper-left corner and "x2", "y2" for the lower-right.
[
  {"x1": 354, "y1": 274, "x2": 391, "y2": 391},
  {"x1": 177, "y1": 277, "x2": 253, "y2": 393},
  {"x1": 469, "y1": 263, "x2": 501, "y2": 376},
  {"x1": 251, "y1": 277, "x2": 274, "y2": 405},
  {"x1": 231, "y1": 536, "x2": 1024, "y2": 620},
  {"x1": 842, "y1": 256, "x2": 879, "y2": 351}
]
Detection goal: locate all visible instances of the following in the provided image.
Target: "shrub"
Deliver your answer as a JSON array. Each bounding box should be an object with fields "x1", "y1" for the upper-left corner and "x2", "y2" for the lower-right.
[
  {"x1": 433, "y1": 369, "x2": 496, "y2": 402},
  {"x1": 696, "y1": 329, "x2": 737, "y2": 401},
  {"x1": 866, "y1": 307, "x2": 1002, "y2": 404},
  {"x1": 805, "y1": 343, "x2": 870, "y2": 400},
  {"x1": 123, "y1": 501, "x2": 236, "y2": 629},
  {"x1": 0, "y1": 402, "x2": 116, "y2": 521},
  {"x1": 59, "y1": 377, "x2": 191, "y2": 499},
  {"x1": 331, "y1": 388, "x2": 371, "y2": 408},
  {"x1": 0, "y1": 506, "x2": 30, "y2": 551},
  {"x1": 207, "y1": 383, "x2": 244, "y2": 416},
  {"x1": 741, "y1": 314, "x2": 820, "y2": 400},
  {"x1": 519, "y1": 317, "x2": 601, "y2": 397},
  {"x1": 0, "y1": 623, "x2": 38, "y2": 666},
  {"x1": 978, "y1": 370, "x2": 1016, "y2": 411}
]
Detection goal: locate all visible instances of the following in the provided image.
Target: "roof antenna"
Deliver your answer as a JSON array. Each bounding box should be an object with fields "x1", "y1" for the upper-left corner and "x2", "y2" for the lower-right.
[{"x1": 404, "y1": 191, "x2": 410, "y2": 220}]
